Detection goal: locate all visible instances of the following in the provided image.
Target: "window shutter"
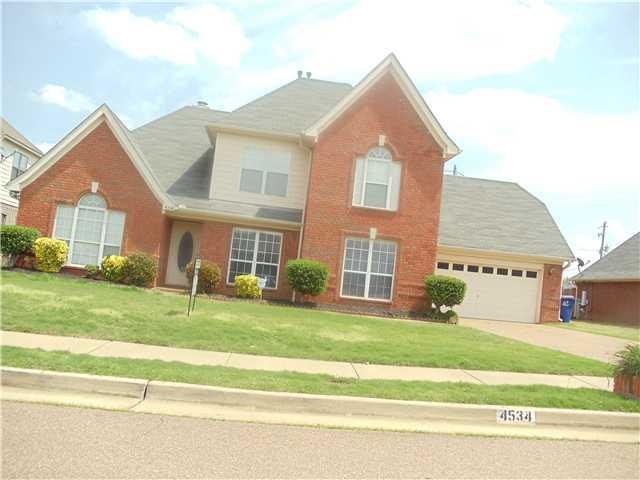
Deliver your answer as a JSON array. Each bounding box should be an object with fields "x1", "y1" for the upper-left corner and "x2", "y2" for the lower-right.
[
  {"x1": 352, "y1": 158, "x2": 365, "y2": 205},
  {"x1": 389, "y1": 162, "x2": 401, "y2": 210}
]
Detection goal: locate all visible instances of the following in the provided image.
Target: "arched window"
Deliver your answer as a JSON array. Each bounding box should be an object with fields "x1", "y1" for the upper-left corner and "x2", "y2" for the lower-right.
[
  {"x1": 53, "y1": 193, "x2": 125, "y2": 266},
  {"x1": 352, "y1": 146, "x2": 401, "y2": 210}
]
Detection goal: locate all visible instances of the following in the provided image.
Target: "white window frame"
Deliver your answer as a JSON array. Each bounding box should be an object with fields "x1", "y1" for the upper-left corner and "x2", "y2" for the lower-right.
[
  {"x1": 226, "y1": 227, "x2": 283, "y2": 290},
  {"x1": 52, "y1": 194, "x2": 125, "y2": 267},
  {"x1": 239, "y1": 148, "x2": 290, "y2": 198},
  {"x1": 340, "y1": 237, "x2": 397, "y2": 302},
  {"x1": 10, "y1": 151, "x2": 30, "y2": 180},
  {"x1": 352, "y1": 147, "x2": 399, "y2": 211}
]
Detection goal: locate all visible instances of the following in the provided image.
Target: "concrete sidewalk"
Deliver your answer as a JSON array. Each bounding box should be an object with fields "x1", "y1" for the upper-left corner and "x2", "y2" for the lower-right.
[
  {"x1": 0, "y1": 330, "x2": 612, "y2": 391},
  {"x1": 459, "y1": 319, "x2": 635, "y2": 363}
]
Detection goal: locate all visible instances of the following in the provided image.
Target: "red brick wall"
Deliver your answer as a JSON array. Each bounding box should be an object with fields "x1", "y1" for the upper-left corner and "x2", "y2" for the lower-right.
[
  {"x1": 301, "y1": 72, "x2": 444, "y2": 312},
  {"x1": 539, "y1": 264, "x2": 563, "y2": 323},
  {"x1": 576, "y1": 281, "x2": 640, "y2": 326},
  {"x1": 16, "y1": 120, "x2": 170, "y2": 283},
  {"x1": 196, "y1": 220, "x2": 299, "y2": 300}
]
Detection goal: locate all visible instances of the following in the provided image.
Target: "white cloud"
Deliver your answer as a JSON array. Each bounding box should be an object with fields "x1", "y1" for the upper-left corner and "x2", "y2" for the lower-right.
[
  {"x1": 84, "y1": 5, "x2": 250, "y2": 67},
  {"x1": 426, "y1": 88, "x2": 640, "y2": 196},
  {"x1": 35, "y1": 142, "x2": 55, "y2": 154},
  {"x1": 35, "y1": 84, "x2": 96, "y2": 113},
  {"x1": 277, "y1": 0, "x2": 568, "y2": 81}
]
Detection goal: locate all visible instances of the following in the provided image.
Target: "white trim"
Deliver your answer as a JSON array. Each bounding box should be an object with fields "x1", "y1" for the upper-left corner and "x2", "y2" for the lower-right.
[
  {"x1": 340, "y1": 237, "x2": 397, "y2": 302},
  {"x1": 226, "y1": 227, "x2": 284, "y2": 290},
  {"x1": 303, "y1": 54, "x2": 460, "y2": 159},
  {"x1": 6, "y1": 104, "x2": 173, "y2": 208},
  {"x1": 165, "y1": 205, "x2": 302, "y2": 231}
]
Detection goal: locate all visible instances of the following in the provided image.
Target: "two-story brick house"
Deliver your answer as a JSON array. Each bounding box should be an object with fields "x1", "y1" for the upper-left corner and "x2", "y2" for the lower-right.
[{"x1": 7, "y1": 55, "x2": 573, "y2": 323}]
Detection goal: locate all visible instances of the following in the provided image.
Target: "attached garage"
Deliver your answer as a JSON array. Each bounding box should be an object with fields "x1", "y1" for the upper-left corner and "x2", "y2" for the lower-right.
[{"x1": 435, "y1": 257, "x2": 542, "y2": 323}]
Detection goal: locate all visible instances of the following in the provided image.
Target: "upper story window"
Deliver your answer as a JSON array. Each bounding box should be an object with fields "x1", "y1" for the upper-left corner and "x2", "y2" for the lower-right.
[
  {"x1": 10, "y1": 151, "x2": 30, "y2": 180},
  {"x1": 239, "y1": 147, "x2": 290, "y2": 197},
  {"x1": 53, "y1": 193, "x2": 126, "y2": 267},
  {"x1": 352, "y1": 147, "x2": 401, "y2": 211}
]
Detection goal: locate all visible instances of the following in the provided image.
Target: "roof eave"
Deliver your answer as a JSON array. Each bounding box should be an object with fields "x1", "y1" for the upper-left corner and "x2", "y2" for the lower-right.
[
  {"x1": 165, "y1": 205, "x2": 302, "y2": 231},
  {"x1": 2, "y1": 134, "x2": 43, "y2": 158},
  {"x1": 207, "y1": 123, "x2": 300, "y2": 143}
]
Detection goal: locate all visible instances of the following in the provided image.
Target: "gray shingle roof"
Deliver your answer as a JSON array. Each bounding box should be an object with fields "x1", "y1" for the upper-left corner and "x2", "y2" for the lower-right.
[
  {"x1": 439, "y1": 176, "x2": 574, "y2": 260},
  {"x1": 215, "y1": 78, "x2": 352, "y2": 135},
  {"x1": 571, "y1": 232, "x2": 640, "y2": 282},
  {"x1": 1, "y1": 117, "x2": 43, "y2": 156}
]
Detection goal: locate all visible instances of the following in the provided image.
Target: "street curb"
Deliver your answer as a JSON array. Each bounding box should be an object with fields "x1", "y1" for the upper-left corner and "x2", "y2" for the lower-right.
[
  {"x1": 2, "y1": 367, "x2": 638, "y2": 433},
  {"x1": 1, "y1": 366, "x2": 147, "y2": 399}
]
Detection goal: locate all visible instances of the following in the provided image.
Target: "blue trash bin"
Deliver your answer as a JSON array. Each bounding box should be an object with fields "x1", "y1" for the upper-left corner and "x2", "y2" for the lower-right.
[{"x1": 560, "y1": 296, "x2": 575, "y2": 322}]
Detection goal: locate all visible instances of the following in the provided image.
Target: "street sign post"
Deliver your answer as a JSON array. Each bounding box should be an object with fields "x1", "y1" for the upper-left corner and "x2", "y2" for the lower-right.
[{"x1": 187, "y1": 257, "x2": 201, "y2": 316}]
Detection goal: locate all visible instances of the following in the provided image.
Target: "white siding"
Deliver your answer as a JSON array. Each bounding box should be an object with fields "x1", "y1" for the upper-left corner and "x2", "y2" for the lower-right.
[
  {"x1": 210, "y1": 132, "x2": 310, "y2": 209},
  {"x1": 1, "y1": 138, "x2": 36, "y2": 209}
]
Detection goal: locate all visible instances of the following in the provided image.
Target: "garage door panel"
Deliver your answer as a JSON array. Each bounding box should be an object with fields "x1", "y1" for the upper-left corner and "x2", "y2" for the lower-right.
[{"x1": 436, "y1": 260, "x2": 541, "y2": 323}]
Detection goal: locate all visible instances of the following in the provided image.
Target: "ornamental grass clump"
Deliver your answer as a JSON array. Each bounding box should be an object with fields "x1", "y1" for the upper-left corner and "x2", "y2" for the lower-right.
[{"x1": 33, "y1": 237, "x2": 68, "y2": 273}]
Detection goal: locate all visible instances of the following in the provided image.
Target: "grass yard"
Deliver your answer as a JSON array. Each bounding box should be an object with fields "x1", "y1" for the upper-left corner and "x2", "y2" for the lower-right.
[
  {"x1": 1, "y1": 270, "x2": 611, "y2": 376},
  {"x1": 549, "y1": 321, "x2": 639, "y2": 342},
  {"x1": 2, "y1": 346, "x2": 637, "y2": 413}
]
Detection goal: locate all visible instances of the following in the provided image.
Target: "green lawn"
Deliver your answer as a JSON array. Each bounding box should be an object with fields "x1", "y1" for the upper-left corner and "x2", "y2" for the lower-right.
[
  {"x1": 549, "y1": 321, "x2": 639, "y2": 342},
  {"x1": 2, "y1": 346, "x2": 636, "y2": 413},
  {"x1": 1, "y1": 270, "x2": 611, "y2": 376}
]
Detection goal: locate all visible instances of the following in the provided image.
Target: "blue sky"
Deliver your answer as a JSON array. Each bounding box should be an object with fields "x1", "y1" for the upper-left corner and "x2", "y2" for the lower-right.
[{"x1": 2, "y1": 1, "x2": 638, "y2": 276}]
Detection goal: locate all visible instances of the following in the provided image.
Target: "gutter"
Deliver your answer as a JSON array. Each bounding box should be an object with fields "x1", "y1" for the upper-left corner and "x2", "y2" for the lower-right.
[{"x1": 165, "y1": 205, "x2": 303, "y2": 232}]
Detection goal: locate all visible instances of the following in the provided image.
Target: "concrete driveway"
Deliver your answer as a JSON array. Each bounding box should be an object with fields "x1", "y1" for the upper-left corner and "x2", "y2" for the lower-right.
[{"x1": 459, "y1": 318, "x2": 635, "y2": 363}]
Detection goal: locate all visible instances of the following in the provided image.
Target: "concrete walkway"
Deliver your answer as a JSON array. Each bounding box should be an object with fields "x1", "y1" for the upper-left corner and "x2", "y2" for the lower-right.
[
  {"x1": 0, "y1": 330, "x2": 612, "y2": 391},
  {"x1": 459, "y1": 319, "x2": 636, "y2": 364}
]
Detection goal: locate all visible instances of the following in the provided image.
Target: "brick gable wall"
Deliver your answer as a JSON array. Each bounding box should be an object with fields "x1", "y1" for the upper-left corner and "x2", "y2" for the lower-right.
[
  {"x1": 16, "y1": 121, "x2": 171, "y2": 283},
  {"x1": 301, "y1": 72, "x2": 444, "y2": 312},
  {"x1": 576, "y1": 281, "x2": 640, "y2": 326}
]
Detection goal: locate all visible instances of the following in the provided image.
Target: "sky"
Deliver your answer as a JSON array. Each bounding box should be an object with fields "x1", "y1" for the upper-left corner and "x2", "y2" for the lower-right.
[{"x1": 2, "y1": 0, "x2": 638, "y2": 277}]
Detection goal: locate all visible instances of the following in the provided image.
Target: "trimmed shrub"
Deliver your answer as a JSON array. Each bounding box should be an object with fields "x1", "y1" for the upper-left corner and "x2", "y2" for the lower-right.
[
  {"x1": 121, "y1": 252, "x2": 158, "y2": 288},
  {"x1": 286, "y1": 259, "x2": 329, "y2": 297},
  {"x1": 186, "y1": 260, "x2": 222, "y2": 294},
  {"x1": 0, "y1": 225, "x2": 40, "y2": 256},
  {"x1": 85, "y1": 264, "x2": 101, "y2": 280},
  {"x1": 33, "y1": 237, "x2": 68, "y2": 273},
  {"x1": 235, "y1": 274, "x2": 261, "y2": 299},
  {"x1": 101, "y1": 255, "x2": 126, "y2": 283},
  {"x1": 425, "y1": 274, "x2": 466, "y2": 314}
]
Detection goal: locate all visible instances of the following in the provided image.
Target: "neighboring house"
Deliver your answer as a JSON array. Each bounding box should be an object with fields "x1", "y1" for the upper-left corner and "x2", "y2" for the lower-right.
[
  {"x1": 7, "y1": 54, "x2": 573, "y2": 323},
  {"x1": 1, "y1": 118, "x2": 43, "y2": 225},
  {"x1": 571, "y1": 232, "x2": 640, "y2": 326}
]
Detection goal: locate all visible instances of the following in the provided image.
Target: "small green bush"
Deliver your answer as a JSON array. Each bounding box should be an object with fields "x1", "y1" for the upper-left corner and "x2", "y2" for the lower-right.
[
  {"x1": 101, "y1": 255, "x2": 126, "y2": 283},
  {"x1": 614, "y1": 344, "x2": 640, "y2": 377},
  {"x1": 0, "y1": 225, "x2": 40, "y2": 255},
  {"x1": 425, "y1": 274, "x2": 466, "y2": 314},
  {"x1": 33, "y1": 237, "x2": 68, "y2": 273},
  {"x1": 235, "y1": 274, "x2": 261, "y2": 299},
  {"x1": 286, "y1": 259, "x2": 329, "y2": 297},
  {"x1": 423, "y1": 309, "x2": 459, "y2": 324},
  {"x1": 84, "y1": 264, "x2": 101, "y2": 279},
  {"x1": 121, "y1": 252, "x2": 158, "y2": 288},
  {"x1": 186, "y1": 260, "x2": 222, "y2": 293}
]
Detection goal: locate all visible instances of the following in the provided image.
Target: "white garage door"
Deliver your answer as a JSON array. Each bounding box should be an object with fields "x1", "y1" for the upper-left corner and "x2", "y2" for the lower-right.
[{"x1": 435, "y1": 260, "x2": 542, "y2": 323}]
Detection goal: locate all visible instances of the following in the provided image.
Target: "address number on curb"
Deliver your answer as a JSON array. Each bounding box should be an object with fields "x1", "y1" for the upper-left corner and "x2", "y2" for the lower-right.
[{"x1": 496, "y1": 409, "x2": 536, "y2": 424}]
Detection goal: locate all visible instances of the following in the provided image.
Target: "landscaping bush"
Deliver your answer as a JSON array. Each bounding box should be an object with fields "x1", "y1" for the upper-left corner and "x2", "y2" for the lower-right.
[
  {"x1": 0, "y1": 225, "x2": 40, "y2": 256},
  {"x1": 101, "y1": 255, "x2": 126, "y2": 283},
  {"x1": 235, "y1": 274, "x2": 261, "y2": 299},
  {"x1": 84, "y1": 264, "x2": 101, "y2": 280},
  {"x1": 33, "y1": 237, "x2": 68, "y2": 273},
  {"x1": 186, "y1": 260, "x2": 222, "y2": 293},
  {"x1": 121, "y1": 252, "x2": 158, "y2": 288},
  {"x1": 424, "y1": 274, "x2": 466, "y2": 320},
  {"x1": 614, "y1": 344, "x2": 640, "y2": 377},
  {"x1": 423, "y1": 309, "x2": 459, "y2": 324},
  {"x1": 286, "y1": 259, "x2": 329, "y2": 297}
]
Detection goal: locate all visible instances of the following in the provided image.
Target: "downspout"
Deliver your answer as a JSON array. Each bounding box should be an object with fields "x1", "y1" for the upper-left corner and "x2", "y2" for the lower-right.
[{"x1": 292, "y1": 135, "x2": 314, "y2": 303}]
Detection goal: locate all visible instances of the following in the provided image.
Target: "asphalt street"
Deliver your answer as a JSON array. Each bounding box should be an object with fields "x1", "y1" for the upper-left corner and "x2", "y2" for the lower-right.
[{"x1": 2, "y1": 401, "x2": 638, "y2": 479}]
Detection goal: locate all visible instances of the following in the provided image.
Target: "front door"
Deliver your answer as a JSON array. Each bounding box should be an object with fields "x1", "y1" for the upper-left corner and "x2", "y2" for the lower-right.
[{"x1": 166, "y1": 221, "x2": 202, "y2": 286}]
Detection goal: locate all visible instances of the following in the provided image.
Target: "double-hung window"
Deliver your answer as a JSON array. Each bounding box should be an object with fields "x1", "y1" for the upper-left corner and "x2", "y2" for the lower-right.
[
  {"x1": 341, "y1": 237, "x2": 397, "y2": 301},
  {"x1": 227, "y1": 228, "x2": 282, "y2": 288},
  {"x1": 239, "y1": 147, "x2": 290, "y2": 197},
  {"x1": 53, "y1": 193, "x2": 125, "y2": 266},
  {"x1": 352, "y1": 147, "x2": 401, "y2": 210},
  {"x1": 10, "y1": 151, "x2": 30, "y2": 180}
]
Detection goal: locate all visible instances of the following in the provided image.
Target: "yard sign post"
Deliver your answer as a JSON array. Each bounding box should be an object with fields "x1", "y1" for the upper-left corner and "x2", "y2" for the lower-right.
[{"x1": 187, "y1": 256, "x2": 201, "y2": 316}]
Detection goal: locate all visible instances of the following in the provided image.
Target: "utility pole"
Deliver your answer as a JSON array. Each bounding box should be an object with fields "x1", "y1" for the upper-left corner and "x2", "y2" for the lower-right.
[{"x1": 598, "y1": 221, "x2": 608, "y2": 258}]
